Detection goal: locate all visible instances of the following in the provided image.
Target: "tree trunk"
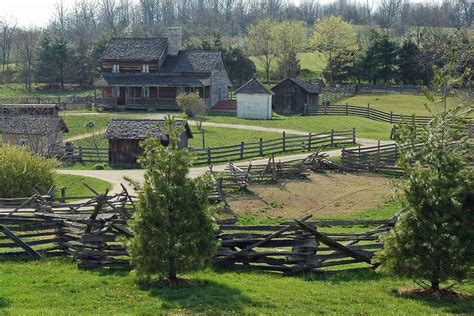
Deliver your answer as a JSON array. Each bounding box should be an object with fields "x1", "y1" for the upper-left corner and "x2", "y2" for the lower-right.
[
  {"x1": 431, "y1": 279, "x2": 440, "y2": 291},
  {"x1": 168, "y1": 256, "x2": 177, "y2": 280}
]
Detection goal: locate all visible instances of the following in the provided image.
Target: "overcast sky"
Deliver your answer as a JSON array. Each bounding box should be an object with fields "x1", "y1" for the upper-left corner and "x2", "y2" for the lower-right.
[{"x1": 2, "y1": 0, "x2": 429, "y2": 28}]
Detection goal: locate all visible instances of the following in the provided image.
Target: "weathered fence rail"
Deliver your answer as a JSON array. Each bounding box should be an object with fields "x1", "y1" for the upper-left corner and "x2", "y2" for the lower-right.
[
  {"x1": 311, "y1": 104, "x2": 434, "y2": 126},
  {"x1": 0, "y1": 187, "x2": 395, "y2": 274},
  {"x1": 59, "y1": 129, "x2": 356, "y2": 166},
  {"x1": 0, "y1": 95, "x2": 93, "y2": 107},
  {"x1": 190, "y1": 129, "x2": 356, "y2": 165},
  {"x1": 341, "y1": 142, "x2": 402, "y2": 174}
]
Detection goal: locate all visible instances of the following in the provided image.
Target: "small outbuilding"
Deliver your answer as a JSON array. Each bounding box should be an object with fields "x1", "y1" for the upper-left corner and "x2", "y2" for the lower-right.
[
  {"x1": 104, "y1": 119, "x2": 193, "y2": 168},
  {"x1": 271, "y1": 78, "x2": 322, "y2": 115},
  {"x1": 0, "y1": 115, "x2": 68, "y2": 155},
  {"x1": 235, "y1": 75, "x2": 274, "y2": 120}
]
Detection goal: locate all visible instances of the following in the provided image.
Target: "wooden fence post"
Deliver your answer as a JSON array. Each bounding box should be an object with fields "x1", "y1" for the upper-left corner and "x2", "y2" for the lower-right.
[
  {"x1": 240, "y1": 142, "x2": 244, "y2": 159},
  {"x1": 390, "y1": 111, "x2": 393, "y2": 123},
  {"x1": 201, "y1": 129, "x2": 205, "y2": 148},
  {"x1": 367, "y1": 103, "x2": 370, "y2": 119},
  {"x1": 352, "y1": 128, "x2": 356, "y2": 144},
  {"x1": 377, "y1": 140, "x2": 381, "y2": 170},
  {"x1": 330, "y1": 129, "x2": 334, "y2": 147},
  {"x1": 78, "y1": 146, "x2": 83, "y2": 162},
  {"x1": 308, "y1": 132, "x2": 312, "y2": 151},
  {"x1": 282, "y1": 131, "x2": 286, "y2": 152},
  {"x1": 358, "y1": 144, "x2": 362, "y2": 170},
  {"x1": 259, "y1": 138, "x2": 263, "y2": 156},
  {"x1": 60, "y1": 187, "x2": 66, "y2": 203},
  {"x1": 346, "y1": 103, "x2": 348, "y2": 115},
  {"x1": 207, "y1": 148, "x2": 212, "y2": 165}
]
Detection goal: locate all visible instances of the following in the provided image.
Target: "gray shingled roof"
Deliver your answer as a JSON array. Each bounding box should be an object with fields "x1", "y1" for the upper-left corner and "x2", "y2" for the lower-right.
[
  {"x1": 105, "y1": 119, "x2": 193, "y2": 140},
  {"x1": 102, "y1": 38, "x2": 168, "y2": 61},
  {"x1": 161, "y1": 51, "x2": 222, "y2": 73},
  {"x1": 95, "y1": 73, "x2": 210, "y2": 87},
  {"x1": 235, "y1": 74, "x2": 274, "y2": 95},
  {"x1": 276, "y1": 78, "x2": 322, "y2": 94},
  {"x1": 0, "y1": 115, "x2": 68, "y2": 134}
]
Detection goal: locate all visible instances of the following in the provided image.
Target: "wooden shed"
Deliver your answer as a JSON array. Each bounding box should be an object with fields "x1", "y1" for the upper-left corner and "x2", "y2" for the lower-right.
[
  {"x1": 0, "y1": 105, "x2": 68, "y2": 156},
  {"x1": 271, "y1": 78, "x2": 322, "y2": 115},
  {"x1": 235, "y1": 74, "x2": 274, "y2": 120},
  {"x1": 104, "y1": 119, "x2": 193, "y2": 168}
]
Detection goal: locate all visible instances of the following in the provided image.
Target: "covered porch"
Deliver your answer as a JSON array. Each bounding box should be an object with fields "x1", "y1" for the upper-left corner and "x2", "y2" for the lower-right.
[
  {"x1": 94, "y1": 74, "x2": 212, "y2": 110},
  {"x1": 96, "y1": 85, "x2": 211, "y2": 110}
]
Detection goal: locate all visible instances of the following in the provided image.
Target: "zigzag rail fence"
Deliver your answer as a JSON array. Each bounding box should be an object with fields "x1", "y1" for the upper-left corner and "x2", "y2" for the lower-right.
[{"x1": 0, "y1": 183, "x2": 395, "y2": 274}]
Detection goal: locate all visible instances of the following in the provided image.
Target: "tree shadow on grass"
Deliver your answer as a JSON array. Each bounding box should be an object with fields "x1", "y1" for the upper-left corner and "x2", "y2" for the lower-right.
[
  {"x1": 0, "y1": 297, "x2": 10, "y2": 309},
  {"x1": 300, "y1": 267, "x2": 382, "y2": 284},
  {"x1": 391, "y1": 288, "x2": 474, "y2": 314},
  {"x1": 146, "y1": 278, "x2": 263, "y2": 314}
]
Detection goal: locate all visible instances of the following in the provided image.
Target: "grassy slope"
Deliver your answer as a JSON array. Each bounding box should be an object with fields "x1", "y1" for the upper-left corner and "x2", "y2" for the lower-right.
[
  {"x1": 53, "y1": 174, "x2": 111, "y2": 197},
  {"x1": 250, "y1": 52, "x2": 326, "y2": 78},
  {"x1": 206, "y1": 113, "x2": 392, "y2": 140},
  {"x1": 340, "y1": 94, "x2": 459, "y2": 116},
  {"x1": 0, "y1": 83, "x2": 95, "y2": 97},
  {"x1": 0, "y1": 259, "x2": 472, "y2": 314}
]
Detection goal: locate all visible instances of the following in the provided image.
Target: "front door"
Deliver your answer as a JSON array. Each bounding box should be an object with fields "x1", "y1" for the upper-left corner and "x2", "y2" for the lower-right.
[{"x1": 117, "y1": 87, "x2": 127, "y2": 105}]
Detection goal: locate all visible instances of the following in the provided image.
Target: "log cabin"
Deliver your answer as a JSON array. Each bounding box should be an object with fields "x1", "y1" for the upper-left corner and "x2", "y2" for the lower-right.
[
  {"x1": 104, "y1": 119, "x2": 193, "y2": 168},
  {"x1": 95, "y1": 27, "x2": 232, "y2": 111},
  {"x1": 271, "y1": 78, "x2": 322, "y2": 115}
]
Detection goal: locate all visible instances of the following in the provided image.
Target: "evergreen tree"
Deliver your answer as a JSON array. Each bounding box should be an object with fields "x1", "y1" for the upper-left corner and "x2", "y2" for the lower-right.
[
  {"x1": 374, "y1": 35, "x2": 399, "y2": 84},
  {"x1": 35, "y1": 33, "x2": 69, "y2": 89},
  {"x1": 375, "y1": 67, "x2": 474, "y2": 292},
  {"x1": 276, "y1": 50, "x2": 301, "y2": 79},
  {"x1": 398, "y1": 40, "x2": 433, "y2": 85},
  {"x1": 128, "y1": 117, "x2": 217, "y2": 283}
]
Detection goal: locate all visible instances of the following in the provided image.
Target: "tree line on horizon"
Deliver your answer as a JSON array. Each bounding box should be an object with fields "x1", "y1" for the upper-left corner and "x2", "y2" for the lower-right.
[{"x1": 0, "y1": 0, "x2": 472, "y2": 90}]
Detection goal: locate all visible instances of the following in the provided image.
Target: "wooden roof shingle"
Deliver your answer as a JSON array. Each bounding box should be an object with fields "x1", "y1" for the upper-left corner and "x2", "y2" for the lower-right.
[{"x1": 105, "y1": 119, "x2": 193, "y2": 140}]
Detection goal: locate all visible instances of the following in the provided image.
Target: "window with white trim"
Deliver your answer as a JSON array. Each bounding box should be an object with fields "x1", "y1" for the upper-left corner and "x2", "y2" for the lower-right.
[
  {"x1": 112, "y1": 64, "x2": 120, "y2": 73},
  {"x1": 142, "y1": 64, "x2": 149, "y2": 73}
]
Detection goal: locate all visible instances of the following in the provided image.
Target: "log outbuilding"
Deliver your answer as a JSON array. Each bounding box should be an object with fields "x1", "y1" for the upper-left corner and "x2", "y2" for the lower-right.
[
  {"x1": 104, "y1": 119, "x2": 193, "y2": 168},
  {"x1": 271, "y1": 78, "x2": 322, "y2": 115}
]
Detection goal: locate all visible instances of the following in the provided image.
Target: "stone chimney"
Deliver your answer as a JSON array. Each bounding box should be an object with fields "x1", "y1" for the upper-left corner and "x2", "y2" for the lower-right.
[{"x1": 166, "y1": 27, "x2": 183, "y2": 56}]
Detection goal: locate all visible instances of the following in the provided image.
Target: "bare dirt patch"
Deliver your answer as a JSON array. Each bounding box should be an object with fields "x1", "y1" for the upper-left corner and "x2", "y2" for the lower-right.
[{"x1": 227, "y1": 172, "x2": 394, "y2": 219}]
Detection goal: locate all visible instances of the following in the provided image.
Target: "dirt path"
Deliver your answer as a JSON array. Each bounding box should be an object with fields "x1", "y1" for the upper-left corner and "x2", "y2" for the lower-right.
[{"x1": 58, "y1": 147, "x2": 351, "y2": 194}]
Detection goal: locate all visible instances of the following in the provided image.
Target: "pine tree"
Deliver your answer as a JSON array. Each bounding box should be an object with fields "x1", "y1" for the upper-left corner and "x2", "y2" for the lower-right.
[
  {"x1": 398, "y1": 40, "x2": 433, "y2": 85},
  {"x1": 128, "y1": 117, "x2": 217, "y2": 283},
  {"x1": 375, "y1": 66, "x2": 474, "y2": 292}
]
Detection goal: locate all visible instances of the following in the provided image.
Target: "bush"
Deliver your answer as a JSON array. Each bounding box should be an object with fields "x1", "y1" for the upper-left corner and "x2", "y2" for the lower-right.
[
  {"x1": 176, "y1": 93, "x2": 207, "y2": 118},
  {"x1": 93, "y1": 163, "x2": 106, "y2": 170},
  {"x1": 0, "y1": 146, "x2": 58, "y2": 198}
]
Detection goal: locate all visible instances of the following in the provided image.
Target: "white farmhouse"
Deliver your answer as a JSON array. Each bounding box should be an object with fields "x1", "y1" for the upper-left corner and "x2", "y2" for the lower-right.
[{"x1": 235, "y1": 74, "x2": 274, "y2": 119}]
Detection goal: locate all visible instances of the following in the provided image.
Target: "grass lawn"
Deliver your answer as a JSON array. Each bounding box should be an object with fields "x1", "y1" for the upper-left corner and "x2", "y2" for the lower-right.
[
  {"x1": 205, "y1": 113, "x2": 393, "y2": 140},
  {"x1": 61, "y1": 113, "x2": 148, "y2": 138},
  {"x1": 340, "y1": 94, "x2": 461, "y2": 116},
  {"x1": 0, "y1": 83, "x2": 95, "y2": 98},
  {"x1": 53, "y1": 174, "x2": 112, "y2": 197},
  {"x1": 0, "y1": 258, "x2": 472, "y2": 314}
]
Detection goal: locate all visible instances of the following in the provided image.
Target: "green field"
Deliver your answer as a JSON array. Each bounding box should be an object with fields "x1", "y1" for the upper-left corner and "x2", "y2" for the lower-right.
[
  {"x1": 53, "y1": 174, "x2": 112, "y2": 197},
  {"x1": 205, "y1": 113, "x2": 393, "y2": 140},
  {"x1": 0, "y1": 83, "x2": 95, "y2": 98},
  {"x1": 340, "y1": 94, "x2": 462, "y2": 116}
]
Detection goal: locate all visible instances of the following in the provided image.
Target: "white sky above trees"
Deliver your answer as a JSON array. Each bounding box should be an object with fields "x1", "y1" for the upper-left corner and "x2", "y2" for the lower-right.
[{"x1": 2, "y1": 0, "x2": 429, "y2": 28}]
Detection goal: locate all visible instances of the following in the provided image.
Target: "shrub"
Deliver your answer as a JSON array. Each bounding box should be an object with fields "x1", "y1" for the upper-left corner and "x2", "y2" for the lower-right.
[
  {"x1": 128, "y1": 117, "x2": 217, "y2": 283},
  {"x1": 176, "y1": 92, "x2": 207, "y2": 118},
  {"x1": 0, "y1": 146, "x2": 58, "y2": 198}
]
